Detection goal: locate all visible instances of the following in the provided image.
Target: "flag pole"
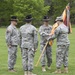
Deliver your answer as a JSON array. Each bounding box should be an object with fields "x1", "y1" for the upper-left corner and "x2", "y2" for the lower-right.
[{"x1": 35, "y1": 41, "x2": 49, "y2": 67}]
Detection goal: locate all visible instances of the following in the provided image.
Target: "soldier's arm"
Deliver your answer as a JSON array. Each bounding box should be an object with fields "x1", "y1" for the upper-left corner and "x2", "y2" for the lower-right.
[
  {"x1": 33, "y1": 28, "x2": 38, "y2": 51},
  {"x1": 48, "y1": 27, "x2": 60, "y2": 40},
  {"x1": 45, "y1": 26, "x2": 53, "y2": 40},
  {"x1": 39, "y1": 27, "x2": 49, "y2": 37},
  {"x1": 5, "y1": 28, "x2": 12, "y2": 46},
  {"x1": 19, "y1": 29, "x2": 22, "y2": 48}
]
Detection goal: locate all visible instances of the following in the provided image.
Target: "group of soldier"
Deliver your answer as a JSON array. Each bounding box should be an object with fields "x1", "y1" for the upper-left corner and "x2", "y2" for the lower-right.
[{"x1": 5, "y1": 15, "x2": 70, "y2": 75}]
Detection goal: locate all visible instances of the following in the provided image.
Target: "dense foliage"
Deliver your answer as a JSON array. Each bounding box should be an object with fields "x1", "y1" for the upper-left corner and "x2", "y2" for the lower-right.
[
  {"x1": 0, "y1": 0, "x2": 75, "y2": 27},
  {"x1": 45, "y1": 0, "x2": 75, "y2": 24}
]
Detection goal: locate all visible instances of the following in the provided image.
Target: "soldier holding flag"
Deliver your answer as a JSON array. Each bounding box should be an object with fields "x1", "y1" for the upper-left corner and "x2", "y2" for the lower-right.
[{"x1": 48, "y1": 16, "x2": 70, "y2": 74}]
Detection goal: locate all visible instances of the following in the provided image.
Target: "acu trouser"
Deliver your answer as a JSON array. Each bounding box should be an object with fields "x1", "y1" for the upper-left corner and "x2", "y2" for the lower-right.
[
  {"x1": 21, "y1": 48, "x2": 35, "y2": 72},
  {"x1": 56, "y1": 44, "x2": 69, "y2": 69},
  {"x1": 40, "y1": 44, "x2": 52, "y2": 67},
  {"x1": 8, "y1": 45, "x2": 17, "y2": 70}
]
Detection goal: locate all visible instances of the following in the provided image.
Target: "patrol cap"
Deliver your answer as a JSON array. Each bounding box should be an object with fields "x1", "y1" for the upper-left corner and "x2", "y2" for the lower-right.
[
  {"x1": 55, "y1": 16, "x2": 63, "y2": 22},
  {"x1": 10, "y1": 16, "x2": 18, "y2": 22},
  {"x1": 24, "y1": 15, "x2": 33, "y2": 22},
  {"x1": 43, "y1": 16, "x2": 50, "y2": 22}
]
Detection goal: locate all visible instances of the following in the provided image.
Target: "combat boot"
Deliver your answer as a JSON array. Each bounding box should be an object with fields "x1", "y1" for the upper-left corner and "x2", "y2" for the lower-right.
[
  {"x1": 48, "y1": 66, "x2": 51, "y2": 70},
  {"x1": 53, "y1": 69, "x2": 61, "y2": 74},
  {"x1": 64, "y1": 67, "x2": 68, "y2": 73},
  {"x1": 42, "y1": 67, "x2": 46, "y2": 72},
  {"x1": 8, "y1": 69, "x2": 17, "y2": 72},
  {"x1": 24, "y1": 71, "x2": 28, "y2": 75},
  {"x1": 28, "y1": 71, "x2": 37, "y2": 75}
]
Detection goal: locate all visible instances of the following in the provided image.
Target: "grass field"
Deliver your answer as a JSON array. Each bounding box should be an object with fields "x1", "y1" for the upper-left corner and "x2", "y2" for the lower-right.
[{"x1": 0, "y1": 27, "x2": 75, "y2": 75}]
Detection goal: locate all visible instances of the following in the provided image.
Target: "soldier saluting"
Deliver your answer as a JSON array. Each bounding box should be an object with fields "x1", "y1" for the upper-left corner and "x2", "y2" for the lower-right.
[
  {"x1": 19, "y1": 15, "x2": 38, "y2": 75},
  {"x1": 5, "y1": 16, "x2": 19, "y2": 72}
]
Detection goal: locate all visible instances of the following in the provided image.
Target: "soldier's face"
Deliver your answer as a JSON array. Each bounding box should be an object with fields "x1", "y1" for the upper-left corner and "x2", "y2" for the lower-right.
[
  {"x1": 44, "y1": 21, "x2": 49, "y2": 26},
  {"x1": 13, "y1": 21, "x2": 18, "y2": 25},
  {"x1": 11, "y1": 21, "x2": 18, "y2": 26}
]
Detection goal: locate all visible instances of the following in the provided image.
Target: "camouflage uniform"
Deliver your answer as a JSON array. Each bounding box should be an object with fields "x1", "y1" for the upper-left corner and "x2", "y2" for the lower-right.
[
  {"x1": 39, "y1": 24, "x2": 52, "y2": 67},
  {"x1": 5, "y1": 24, "x2": 19, "y2": 70},
  {"x1": 48, "y1": 23, "x2": 70, "y2": 69},
  {"x1": 19, "y1": 23, "x2": 38, "y2": 72}
]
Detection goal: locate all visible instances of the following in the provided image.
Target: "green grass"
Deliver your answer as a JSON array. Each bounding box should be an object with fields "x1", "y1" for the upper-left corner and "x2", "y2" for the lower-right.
[{"x1": 0, "y1": 27, "x2": 75, "y2": 75}]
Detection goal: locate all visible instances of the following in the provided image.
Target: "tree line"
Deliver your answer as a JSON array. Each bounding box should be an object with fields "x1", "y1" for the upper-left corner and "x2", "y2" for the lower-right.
[{"x1": 0, "y1": 0, "x2": 75, "y2": 27}]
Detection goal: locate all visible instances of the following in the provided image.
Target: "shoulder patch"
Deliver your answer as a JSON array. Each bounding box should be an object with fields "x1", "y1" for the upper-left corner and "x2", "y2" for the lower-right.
[{"x1": 7, "y1": 30, "x2": 11, "y2": 33}]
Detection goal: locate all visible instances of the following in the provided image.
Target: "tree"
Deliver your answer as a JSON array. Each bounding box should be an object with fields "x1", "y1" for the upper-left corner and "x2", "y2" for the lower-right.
[
  {"x1": 13, "y1": 0, "x2": 50, "y2": 27},
  {"x1": 68, "y1": 0, "x2": 75, "y2": 23},
  {"x1": 0, "y1": 0, "x2": 75, "y2": 27},
  {"x1": 0, "y1": 0, "x2": 14, "y2": 26},
  {"x1": 50, "y1": 0, "x2": 68, "y2": 22},
  {"x1": 44, "y1": 0, "x2": 75, "y2": 24}
]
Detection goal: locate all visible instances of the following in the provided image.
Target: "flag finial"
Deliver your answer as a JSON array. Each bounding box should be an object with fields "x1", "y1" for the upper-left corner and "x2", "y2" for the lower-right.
[{"x1": 67, "y1": 3, "x2": 70, "y2": 6}]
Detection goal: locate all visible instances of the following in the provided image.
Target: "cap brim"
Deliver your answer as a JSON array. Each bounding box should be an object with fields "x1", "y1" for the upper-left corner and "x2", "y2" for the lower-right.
[
  {"x1": 55, "y1": 19, "x2": 63, "y2": 22},
  {"x1": 24, "y1": 18, "x2": 33, "y2": 21},
  {"x1": 10, "y1": 19, "x2": 18, "y2": 21},
  {"x1": 43, "y1": 19, "x2": 50, "y2": 21}
]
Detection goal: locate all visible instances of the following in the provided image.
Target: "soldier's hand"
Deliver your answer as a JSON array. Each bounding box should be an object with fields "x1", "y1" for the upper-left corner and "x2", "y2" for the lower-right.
[
  {"x1": 49, "y1": 33, "x2": 53, "y2": 36},
  {"x1": 35, "y1": 49, "x2": 37, "y2": 52},
  {"x1": 34, "y1": 49, "x2": 37, "y2": 53},
  {"x1": 8, "y1": 45, "x2": 12, "y2": 48},
  {"x1": 47, "y1": 37, "x2": 51, "y2": 41}
]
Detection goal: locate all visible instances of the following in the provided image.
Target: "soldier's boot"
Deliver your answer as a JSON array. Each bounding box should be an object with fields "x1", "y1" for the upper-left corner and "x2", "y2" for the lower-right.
[
  {"x1": 24, "y1": 71, "x2": 28, "y2": 75},
  {"x1": 42, "y1": 67, "x2": 46, "y2": 72},
  {"x1": 53, "y1": 69, "x2": 61, "y2": 74},
  {"x1": 48, "y1": 66, "x2": 51, "y2": 70},
  {"x1": 28, "y1": 71, "x2": 37, "y2": 75},
  {"x1": 8, "y1": 69, "x2": 17, "y2": 72},
  {"x1": 64, "y1": 67, "x2": 68, "y2": 73}
]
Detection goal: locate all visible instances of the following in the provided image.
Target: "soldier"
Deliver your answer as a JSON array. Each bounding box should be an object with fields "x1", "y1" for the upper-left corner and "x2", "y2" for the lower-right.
[
  {"x1": 48, "y1": 16, "x2": 70, "y2": 74},
  {"x1": 5, "y1": 16, "x2": 19, "y2": 72},
  {"x1": 19, "y1": 15, "x2": 38, "y2": 75},
  {"x1": 39, "y1": 16, "x2": 52, "y2": 72}
]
